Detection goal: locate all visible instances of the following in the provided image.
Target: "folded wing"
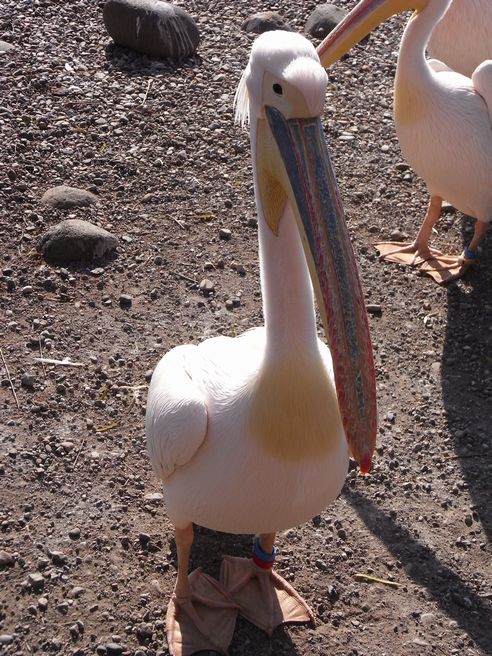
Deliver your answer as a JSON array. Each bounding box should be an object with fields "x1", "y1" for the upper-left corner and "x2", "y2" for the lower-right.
[{"x1": 146, "y1": 345, "x2": 208, "y2": 479}]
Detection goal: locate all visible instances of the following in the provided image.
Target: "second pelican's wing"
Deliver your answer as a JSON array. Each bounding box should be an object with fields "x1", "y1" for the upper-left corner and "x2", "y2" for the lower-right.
[{"x1": 472, "y1": 61, "x2": 492, "y2": 125}]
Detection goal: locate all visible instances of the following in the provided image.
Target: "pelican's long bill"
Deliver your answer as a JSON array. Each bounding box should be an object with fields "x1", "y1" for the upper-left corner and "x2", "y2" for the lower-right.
[
  {"x1": 265, "y1": 105, "x2": 376, "y2": 472},
  {"x1": 316, "y1": 0, "x2": 424, "y2": 68}
]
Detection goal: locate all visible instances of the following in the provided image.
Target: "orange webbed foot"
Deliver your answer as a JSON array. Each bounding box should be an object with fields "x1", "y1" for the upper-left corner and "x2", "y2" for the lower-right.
[
  {"x1": 220, "y1": 555, "x2": 314, "y2": 637},
  {"x1": 166, "y1": 569, "x2": 238, "y2": 656}
]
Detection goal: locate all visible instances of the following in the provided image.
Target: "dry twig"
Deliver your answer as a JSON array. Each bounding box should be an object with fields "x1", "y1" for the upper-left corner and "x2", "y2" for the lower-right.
[
  {"x1": 73, "y1": 438, "x2": 86, "y2": 467},
  {"x1": 34, "y1": 357, "x2": 84, "y2": 367},
  {"x1": 354, "y1": 573, "x2": 400, "y2": 589},
  {"x1": 175, "y1": 272, "x2": 196, "y2": 284},
  {"x1": 141, "y1": 79, "x2": 152, "y2": 105},
  {"x1": 0, "y1": 348, "x2": 20, "y2": 409}
]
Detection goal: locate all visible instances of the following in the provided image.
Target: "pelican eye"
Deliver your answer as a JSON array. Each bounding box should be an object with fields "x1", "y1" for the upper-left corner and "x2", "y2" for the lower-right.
[{"x1": 273, "y1": 83, "x2": 283, "y2": 95}]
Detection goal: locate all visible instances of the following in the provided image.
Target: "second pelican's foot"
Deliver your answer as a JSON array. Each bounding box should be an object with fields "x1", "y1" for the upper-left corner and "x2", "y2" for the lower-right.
[
  {"x1": 166, "y1": 568, "x2": 238, "y2": 656},
  {"x1": 375, "y1": 241, "x2": 443, "y2": 267},
  {"x1": 220, "y1": 556, "x2": 314, "y2": 636},
  {"x1": 419, "y1": 249, "x2": 477, "y2": 285}
]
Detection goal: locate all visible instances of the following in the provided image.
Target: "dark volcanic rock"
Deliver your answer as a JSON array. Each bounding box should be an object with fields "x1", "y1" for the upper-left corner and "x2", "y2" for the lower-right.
[
  {"x1": 242, "y1": 11, "x2": 294, "y2": 35},
  {"x1": 38, "y1": 219, "x2": 118, "y2": 264},
  {"x1": 305, "y1": 3, "x2": 348, "y2": 39},
  {"x1": 103, "y1": 0, "x2": 199, "y2": 59},
  {"x1": 40, "y1": 185, "x2": 98, "y2": 209}
]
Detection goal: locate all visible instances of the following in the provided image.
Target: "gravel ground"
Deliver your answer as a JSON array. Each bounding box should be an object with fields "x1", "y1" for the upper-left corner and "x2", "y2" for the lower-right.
[{"x1": 1, "y1": 1, "x2": 491, "y2": 655}]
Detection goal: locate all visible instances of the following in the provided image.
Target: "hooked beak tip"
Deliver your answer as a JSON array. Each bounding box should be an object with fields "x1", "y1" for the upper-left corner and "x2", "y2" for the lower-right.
[{"x1": 359, "y1": 454, "x2": 372, "y2": 474}]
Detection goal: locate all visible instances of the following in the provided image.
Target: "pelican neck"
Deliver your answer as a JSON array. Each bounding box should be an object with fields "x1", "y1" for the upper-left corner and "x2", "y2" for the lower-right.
[
  {"x1": 397, "y1": 0, "x2": 453, "y2": 84},
  {"x1": 250, "y1": 117, "x2": 320, "y2": 359}
]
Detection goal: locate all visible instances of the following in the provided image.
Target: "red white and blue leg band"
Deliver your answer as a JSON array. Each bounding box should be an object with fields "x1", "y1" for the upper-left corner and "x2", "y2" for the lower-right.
[{"x1": 252, "y1": 537, "x2": 277, "y2": 570}]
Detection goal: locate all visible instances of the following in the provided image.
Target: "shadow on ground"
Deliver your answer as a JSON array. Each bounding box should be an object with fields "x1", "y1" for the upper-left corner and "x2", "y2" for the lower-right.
[
  {"x1": 344, "y1": 487, "x2": 492, "y2": 654},
  {"x1": 441, "y1": 221, "x2": 492, "y2": 542},
  {"x1": 104, "y1": 43, "x2": 202, "y2": 76}
]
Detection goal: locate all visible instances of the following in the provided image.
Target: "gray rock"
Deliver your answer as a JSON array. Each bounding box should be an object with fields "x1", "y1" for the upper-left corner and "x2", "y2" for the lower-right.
[
  {"x1": 21, "y1": 374, "x2": 36, "y2": 390},
  {"x1": 136, "y1": 623, "x2": 153, "y2": 642},
  {"x1": 0, "y1": 41, "x2": 15, "y2": 53},
  {"x1": 305, "y1": 4, "x2": 348, "y2": 39},
  {"x1": 28, "y1": 572, "x2": 45, "y2": 590},
  {"x1": 0, "y1": 635, "x2": 14, "y2": 645},
  {"x1": 40, "y1": 185, "x2": 98, "y2": 209},
  {"x1": 144, "y1": 492, "x2": 164, "y2": 502},
  {"x1": 38, "y1": 220, "x2": 117, "y2": 264},
  {"x1": 366, "y1": 304, "x2": 382, "y2": 316},
  {"x1": 389, "y1": 229, "x2": 407, "y2": 242},
  {"x1": 199, "y1": 279, "x2": 214, "y2": 295},
  {"x1": 420, "y1": 612, "x2": 436, "y2": 626},
  {"x1": 119, "y1": 293, "x2": 132, "y2": 309},
  {"x1": 37, "y1": 597, "x2": 48, "y2": 611},
  {"x1": 0, "y1": 550, "x2": 15, "y2": 567},
  {"x1": 242, "y1": 11, "x2": 294, "y2": 35},
  {"x1": 103, "y1": 0, "x2": 199, "y2": 59},
  {"x1": 49, "y1": 551, "x2": 68, "y2": 565},
  {"x1": 219, "y1": 228, "x2": 232, "y2": 240}
]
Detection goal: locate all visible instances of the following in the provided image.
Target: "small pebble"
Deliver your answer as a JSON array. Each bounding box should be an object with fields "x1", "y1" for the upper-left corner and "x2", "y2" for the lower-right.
[
  {"x1": 199, "y1": 279, "x2": 214, "y2": 295},
  {"x1": 0, "y1": 550, "x2": 15, "y2": 567},
  {"x1": 69, "y1": 528, "x2": 81, "y2": 540},
  {"x1": 366, "y1": 304, "x2": 382, "y2": 315},
  {"x1": 420, "y1": 612, "x2": 435, "y2": 626},
  {"x1": 219, "y1": 228, "x2": 232, "y2": 240},
  {"x1": 389, "y1": 229, "x2": 407, "y2": 242},
  {"x1": 28, "y1": 572, "x2": 45, "y2": 590},
  {"x1": 119, "y1": 294, "x2": 132, "y2": 309},
  {"x1": 21, "y1": 374, "x2": 36, "y2": 389},
  {"x1": 38, "y1": 597, "x2": 48, "y2": 611}
]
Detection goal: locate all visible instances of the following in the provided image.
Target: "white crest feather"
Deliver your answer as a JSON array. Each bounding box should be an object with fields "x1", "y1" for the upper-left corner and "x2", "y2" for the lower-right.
[{"x1": 234, "y1": 66, "x2": 250, "y2": 128}]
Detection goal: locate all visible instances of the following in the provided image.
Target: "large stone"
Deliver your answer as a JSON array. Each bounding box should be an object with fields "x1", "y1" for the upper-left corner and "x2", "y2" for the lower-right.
[
  {"x1": 242, "y1": 11, "x2": 294, "y2": 35},
  {"x1": 0, "y1": 41, "x2": 15, "y2": 54},
  {"x1": 305, "y1": 4, "x2": 348, "y2": 39},
  {"x1": 38, "y1": 219, "x2": 118, "y2": 264},
  {"x1": 103, "y1": 0, "x2": 199, "y2": 59},
  {"x1": 41, "y1": 186, "x2": 98, "y2": 210}
]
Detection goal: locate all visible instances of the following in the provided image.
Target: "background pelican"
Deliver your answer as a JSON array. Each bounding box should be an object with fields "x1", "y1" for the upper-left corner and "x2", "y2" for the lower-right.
[
  {"x1": 317, "y1": 0, "x2": 492, "y2": 284},
  {"x1": 427, "y1": 0, "x2": 492, "y2": 77},
  {"x1": 146, "y1": 31, "x2": 376, "y2": 656}
]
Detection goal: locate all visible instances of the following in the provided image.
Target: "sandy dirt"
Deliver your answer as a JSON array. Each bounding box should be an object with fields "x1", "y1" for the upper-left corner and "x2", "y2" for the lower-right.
[{"x1": 1, "y1": 1, "x2": 491, "y2": 655}]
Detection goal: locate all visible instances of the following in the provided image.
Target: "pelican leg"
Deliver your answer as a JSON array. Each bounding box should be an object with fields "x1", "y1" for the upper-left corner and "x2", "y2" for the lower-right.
[
  {"x1": 375, "y1": 195, "x2": 444, "y2": 266},
  {"x1": 419, "y1": 218, "x2": 489, "y2": 284},
  {"x1": 166, "y1": 524, "x2": 238, "y2": 656},
  {"x1": 220, "y1": 533, "x2": 314, "y2": 636}
]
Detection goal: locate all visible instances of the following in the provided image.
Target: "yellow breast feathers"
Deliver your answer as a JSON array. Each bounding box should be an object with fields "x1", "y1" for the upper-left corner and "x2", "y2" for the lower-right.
[{"x1": 249, "y1": 357, "x2": 343, "y2": 461}]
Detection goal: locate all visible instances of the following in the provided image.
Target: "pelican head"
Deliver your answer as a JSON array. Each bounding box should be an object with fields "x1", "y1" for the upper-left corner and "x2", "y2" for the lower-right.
[
  {"x1": 316, "y1": 0, "x2": 452, "y2": 68},
  {"x1": 237, "y1": 31, "x2": 377, "y2": 472}
]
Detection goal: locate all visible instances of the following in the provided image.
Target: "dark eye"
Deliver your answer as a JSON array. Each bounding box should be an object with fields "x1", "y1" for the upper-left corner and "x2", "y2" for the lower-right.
[{"x1": 273, "y1": 83, "x2": 283, "y2": 95}]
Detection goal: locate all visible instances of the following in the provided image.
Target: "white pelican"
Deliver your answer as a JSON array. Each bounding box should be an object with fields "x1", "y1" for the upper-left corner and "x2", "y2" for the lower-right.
[
  {"x1": 317, "y1": 0, "x2": 492, "y2": 284},
  {"x1": 146, "y1": 31, "x2": 377, "y2": 656},
  {"x1": 427, "y1": 0, "x2": 492, "y2": 78}
]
